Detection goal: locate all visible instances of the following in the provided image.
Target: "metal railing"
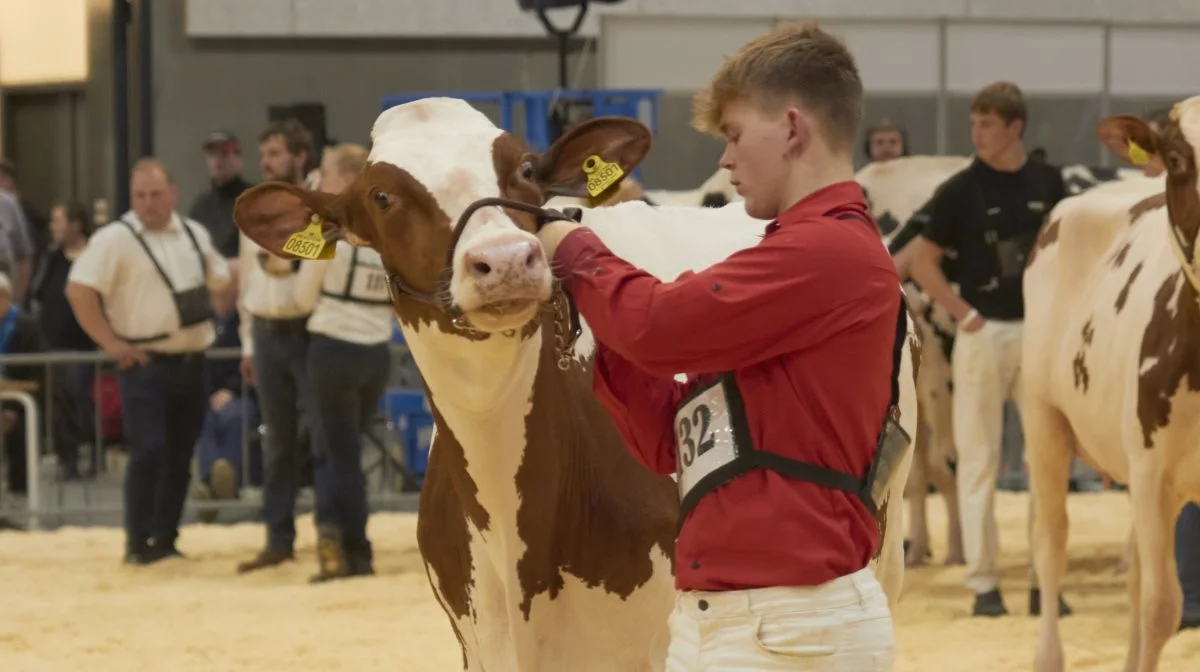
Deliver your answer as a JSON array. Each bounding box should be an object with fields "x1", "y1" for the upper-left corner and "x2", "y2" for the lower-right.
[{"x1": 0, "y1": 344, "x2": 423, "y2": 530}]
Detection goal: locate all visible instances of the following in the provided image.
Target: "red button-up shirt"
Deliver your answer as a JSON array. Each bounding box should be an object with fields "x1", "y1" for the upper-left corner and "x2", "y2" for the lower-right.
[{"x1": 554, "y1": 181, "x2": 901, "y2": 592}]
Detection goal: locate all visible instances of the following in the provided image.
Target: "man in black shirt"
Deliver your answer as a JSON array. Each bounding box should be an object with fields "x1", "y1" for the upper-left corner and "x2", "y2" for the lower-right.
[
  {"x1": 188, "y1": 131, "x2": 253, "y2": 259},
  {"x1": 908, "y1": 81, "x2": 1068, "y2": 618}
]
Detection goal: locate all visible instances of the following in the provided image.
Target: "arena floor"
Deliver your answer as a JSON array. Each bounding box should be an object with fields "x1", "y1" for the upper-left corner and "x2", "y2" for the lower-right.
[{"x1": 2, "y1": 492, "x2": 1198, "y2": 671}]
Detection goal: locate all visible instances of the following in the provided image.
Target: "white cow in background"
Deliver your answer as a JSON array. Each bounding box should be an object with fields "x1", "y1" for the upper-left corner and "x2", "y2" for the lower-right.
[{"x1": 1022, "y1": 100, "x2": 1200, "y2": 672}]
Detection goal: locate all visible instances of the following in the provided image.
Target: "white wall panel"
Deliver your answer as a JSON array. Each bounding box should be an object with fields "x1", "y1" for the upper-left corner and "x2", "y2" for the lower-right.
[
  {"x1": 292, "y1": 0, "x2": 639, "y2": 38},
  {"x1": 818, "y1": 22, "x2": 941, "y2": 93},
  {"x1": 946, "y1": 23, "x2": 1105, "y2": 94},
  {"x1": 185, "y1": 0, "x2": 294, "y2": 36},
  {"x1": 0, "y1": 0, "x2": 89, "y2": 85},
  {"x1": 601, "y1": 16, "x2": 774, "y2": 92},
  {"x1": 641, "y1": 0, "x2": 967, "y2": 19},
  {"x1": 1110, "y1": 28, "x2": 1200, "y2": 96}
]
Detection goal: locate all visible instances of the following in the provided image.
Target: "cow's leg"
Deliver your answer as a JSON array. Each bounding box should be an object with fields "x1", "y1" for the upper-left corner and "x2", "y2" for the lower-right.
[
  {"x1": 905, "y1": 412, "x2": 933, "y2": 567},
  {"x1": 928, "y1": 424, "x2": 965, "y2": 566},
  {"x1": 1023, "y1": 400, "x2": 1074, "y2": 672},
  {"x1": 1117, "y1": 523, "x2": 1134, "y2": 576},
  {"x1": 1123, "y1": 529, "x2": 1142, "y2": 672},
  {"x1": 1127, "y1": 464, "x2": 1183, "y2": 672}
]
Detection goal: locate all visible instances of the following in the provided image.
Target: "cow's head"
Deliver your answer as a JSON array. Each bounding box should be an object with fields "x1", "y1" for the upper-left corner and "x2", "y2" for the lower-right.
[
  {"x1": 1098, "y1": 96, "x2": 1200, "y2": 254},
  {"x1": 233, "y1": 98, "x2": 651, "y2": 336}
]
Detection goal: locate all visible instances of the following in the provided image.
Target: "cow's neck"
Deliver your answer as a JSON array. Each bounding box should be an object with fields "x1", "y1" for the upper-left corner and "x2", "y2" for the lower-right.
[{"x1": 402, "y1": 320, "x2": 546, "y2": 553}]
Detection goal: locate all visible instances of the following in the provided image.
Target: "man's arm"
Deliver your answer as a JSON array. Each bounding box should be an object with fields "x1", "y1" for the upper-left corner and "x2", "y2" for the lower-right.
[
  {"x1": 591, "y1": 343, "x2": 690, "y2": 476},
  {"x1": 65, "y1": 282, "x2": 148, "y2": 368},
  {"x1": 543, "y1": 219, "x2": 897, "y2": 378},
  {"x1": 907, "y1": 184, "x2": 979, "y2": 327}
]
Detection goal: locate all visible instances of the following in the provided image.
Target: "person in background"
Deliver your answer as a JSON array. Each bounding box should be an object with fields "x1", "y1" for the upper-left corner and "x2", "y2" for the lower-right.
[
  {"x1": 908, "y1": 81, "x2": 1069, "y2": 617},
  {"x1": 188, "y1": 132, "x2": 253, "y2": 259},
  {"x1": 27, "y1": 200, "x2": 97, "y2": 480},
  {"x1": 294, "y1": 143, "x2": 391, "y2": 583},
  {"x1": 66, "y1": 158, "x2": 230, "y2": 565},
  {"x1": 236, "y1": 119, "x2": 320, "y2": 574},
  {"x1": 191, "y1": 271, "x2": 256, "y2": 524},
  {"x1": 863, "y1": 118, "x2": 909, "y2": 164},
  {"x1": 1137, "y1": 103, "x2": 1200, "y2": 630},
  {"x1": 0, "y1": 159, "x2": 36, "y2": 303},
  {"x1": 0, "y1": 271, "x2": 46, "y2": 497}
]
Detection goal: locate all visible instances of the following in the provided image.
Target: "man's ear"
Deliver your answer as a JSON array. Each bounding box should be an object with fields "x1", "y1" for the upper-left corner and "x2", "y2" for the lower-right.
[
  {"x1": 1096, "y1": 115, "x2": 1160, "y2": 167},
  {"x1": 233, "y1": 182, "x2": 343, "y2": 258},
  {"x1": 533, "y1": 116, "x2": 652, "y2": 199}
]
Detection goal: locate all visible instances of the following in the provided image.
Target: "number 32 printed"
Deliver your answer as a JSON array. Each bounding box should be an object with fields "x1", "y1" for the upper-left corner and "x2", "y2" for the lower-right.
[{"x1": 677, "y1": 404, "x2": 716, "y2": 466}]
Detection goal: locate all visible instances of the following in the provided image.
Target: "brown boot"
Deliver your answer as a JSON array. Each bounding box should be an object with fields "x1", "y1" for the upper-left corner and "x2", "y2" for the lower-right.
[
  {"x1": 236, "y1": 548, "x2": 295, "y2": 574},
  {"x1": 309, "y1": 524, "x2": 350, "y2": 584}
]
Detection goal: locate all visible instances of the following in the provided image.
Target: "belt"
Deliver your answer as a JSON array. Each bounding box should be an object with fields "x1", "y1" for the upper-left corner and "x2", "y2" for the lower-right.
[
  {"x1": 145, "y1": 351, "x2": 205, "y2": 362},
  {"x1": 253, "y1": 315, "x2": 310, "y2": 332}
]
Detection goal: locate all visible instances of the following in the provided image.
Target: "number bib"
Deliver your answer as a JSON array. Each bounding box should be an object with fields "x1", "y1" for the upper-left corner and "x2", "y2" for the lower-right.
[
  {"x1": 675, "y1": 376, "x2": 745, "y2": 503},
  {"x1": 348, "y1": 264, "x2": 391, "y2": 303}
]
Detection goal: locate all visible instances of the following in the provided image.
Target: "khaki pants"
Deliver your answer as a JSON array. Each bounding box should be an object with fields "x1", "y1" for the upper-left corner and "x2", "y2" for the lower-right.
[
  {"x1": 952, "y1": 319, "x2": 1025, "y2": 595},
  {"x1": 665, "y1": 568, "x2": 894, "y2": 671}
]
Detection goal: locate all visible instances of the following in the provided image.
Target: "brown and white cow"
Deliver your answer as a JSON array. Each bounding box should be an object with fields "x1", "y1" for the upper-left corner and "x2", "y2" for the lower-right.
[
  {"x1": 1022, "y1": 97, "x2": 1200, "y2": 672},
  {"x1": 233, "y1": 97, "x2": 917, "y2": 670}
]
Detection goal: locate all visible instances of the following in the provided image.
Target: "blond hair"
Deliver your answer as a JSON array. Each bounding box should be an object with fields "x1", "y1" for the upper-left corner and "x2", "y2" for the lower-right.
[
  {"x1": 692, "y1": 21, "x2": 864, "y2": 153},
  {"x1": 130, "y1": 157, "x2": 175, "y2": 184},
  {"x1": 325, "y1": 143, "x2": 368, "y2": 179}
]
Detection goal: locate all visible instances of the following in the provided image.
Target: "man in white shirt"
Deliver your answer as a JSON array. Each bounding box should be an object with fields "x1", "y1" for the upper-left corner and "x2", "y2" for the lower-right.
[
  {"x1": 66, "y1": 158, "x2": 230, "y2": 564},
  {"x1": 296, "y1": 144, "x2": 395, "y2": 583},
  {"x1": 236, "y1": 119, "x2": 321, "y2": 573}
]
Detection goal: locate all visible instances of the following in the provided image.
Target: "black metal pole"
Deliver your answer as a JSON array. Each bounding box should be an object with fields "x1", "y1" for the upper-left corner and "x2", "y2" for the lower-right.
[
  {"x1": 535, "y1": 0, "x2": 589, "y2": 90},
  {"x1": 137, "y1": 0, "x2": 153, "y2": 158},
  {"x1": 112, "y1": 0, "x2": 130, "y2": 214}
]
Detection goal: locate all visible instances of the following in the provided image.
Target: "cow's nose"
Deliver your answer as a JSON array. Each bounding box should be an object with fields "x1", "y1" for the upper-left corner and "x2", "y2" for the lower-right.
[{"x1": 463, "y1": 241, "x2": 545, "y2": 282}]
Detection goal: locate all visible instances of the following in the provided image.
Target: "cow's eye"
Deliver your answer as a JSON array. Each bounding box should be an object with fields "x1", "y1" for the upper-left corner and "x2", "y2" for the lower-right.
[
  {"x1": 519, "y1": 161, "x2": 535, "y2": 180},
  {"x1": 372, "y1": 190, "x2": 393, "y2": 209},
  {"x1": 1165, "y1": 150, "x2": 1188, "y2": 174}
]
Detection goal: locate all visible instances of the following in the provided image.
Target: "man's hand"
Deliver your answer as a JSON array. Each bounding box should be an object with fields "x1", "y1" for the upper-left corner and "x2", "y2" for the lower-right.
[
  {"x1": 959, "y1": 308, "x2": 986, "y2": 334},
  {"x1": 210, "y1": 389, "x2": 234, "y2": 412},
  {"x1": 103, "y1": 339, "x2": 150, "y2": 370},
  {"x1": 536, "y1": 221, "x2": 583, "y2": 263},
  {"x1": 240, "y1": 356, "x2": 255, "y2": 387}
]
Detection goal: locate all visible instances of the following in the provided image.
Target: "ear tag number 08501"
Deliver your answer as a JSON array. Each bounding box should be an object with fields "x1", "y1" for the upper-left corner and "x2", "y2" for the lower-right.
[
  {"x1": 282, "y1": 214, "x2": 336, "y2": 260},
  {"x1": 582, "y1": 154, "x2": 624, "y2": 200}
]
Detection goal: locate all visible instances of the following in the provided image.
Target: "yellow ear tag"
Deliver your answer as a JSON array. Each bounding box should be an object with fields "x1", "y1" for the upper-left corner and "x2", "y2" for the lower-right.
[
  {"x1": 582, "y1": 154, "x2": 625, "y2": 201},
  {"x1": 1127, "y1": 138, "x2": 1150, "y2": 167},
  {"x1": 282, "y1": 214, "x2": 336, "y2": 260}
]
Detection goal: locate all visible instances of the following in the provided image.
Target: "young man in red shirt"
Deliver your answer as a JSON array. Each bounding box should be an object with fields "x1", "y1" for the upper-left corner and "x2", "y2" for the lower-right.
[{"x1": 537, "y1": 21, "x2": 904, "y2": 670}]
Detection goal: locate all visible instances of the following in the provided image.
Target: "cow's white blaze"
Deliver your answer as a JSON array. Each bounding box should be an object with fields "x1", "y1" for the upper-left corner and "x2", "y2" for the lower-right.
[{"x1": 370, "y1": 98, "x2": 551, "y2": 326}]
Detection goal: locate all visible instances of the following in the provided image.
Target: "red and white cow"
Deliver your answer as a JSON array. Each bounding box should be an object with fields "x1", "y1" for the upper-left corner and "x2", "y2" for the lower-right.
[
  {"x1": 1022, "y1": 98, "x2": 1200, "y2": 672},
  {"x1": 233, "y1": 97, "x2": 917, "y2": 671}
]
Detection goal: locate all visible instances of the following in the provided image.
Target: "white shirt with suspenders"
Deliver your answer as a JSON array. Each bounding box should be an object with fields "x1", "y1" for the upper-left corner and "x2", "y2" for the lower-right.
[
  {"x1": 296, "y1": 241, "x2": 396, "y2": 345},
  {"x1": 68, "y1": 212, "x2": 230, "y2": 353}
]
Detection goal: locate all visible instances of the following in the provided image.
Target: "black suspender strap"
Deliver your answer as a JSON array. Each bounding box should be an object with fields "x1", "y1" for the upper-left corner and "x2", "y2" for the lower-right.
[{"x1": 117, "y1": 216, "x2": 207, "y2": 291}]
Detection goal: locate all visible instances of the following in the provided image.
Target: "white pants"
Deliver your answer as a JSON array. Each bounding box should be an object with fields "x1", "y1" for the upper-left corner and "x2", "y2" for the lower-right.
[
  {"x1": 952, "y1": 319, "x2": 1024, "y2": 594},
  {"x1": 665, "y1": 568, "x2": 894, "y2": 671}
]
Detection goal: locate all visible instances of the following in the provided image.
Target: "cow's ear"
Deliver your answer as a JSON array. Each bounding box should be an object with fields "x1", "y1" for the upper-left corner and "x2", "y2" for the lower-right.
[
  {"x1": 533, "y1": 116, "x2": 652, "y2": 200},
  {"x1": 233, "y1": 182, "x2": 344, "y2": 259},
  {"x1": 1097, "y1": 115, "x2": 1160, "y2": 167}
]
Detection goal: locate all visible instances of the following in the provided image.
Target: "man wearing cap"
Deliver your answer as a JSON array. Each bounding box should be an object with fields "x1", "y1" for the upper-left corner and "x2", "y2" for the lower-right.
[{"x1": 189, "y1": 131, "x2": 253, "y2": 259}]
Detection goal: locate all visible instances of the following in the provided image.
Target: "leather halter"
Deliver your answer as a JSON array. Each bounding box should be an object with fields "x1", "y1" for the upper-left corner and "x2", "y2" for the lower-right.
[{"x1": 381, "y1": 196, "x2": 586, "y2": 370}]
